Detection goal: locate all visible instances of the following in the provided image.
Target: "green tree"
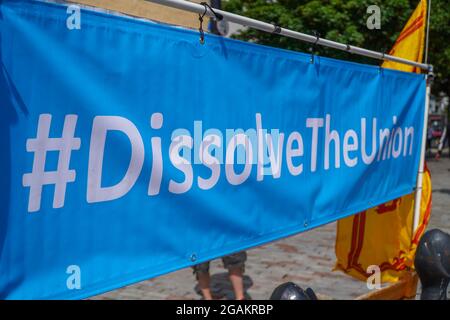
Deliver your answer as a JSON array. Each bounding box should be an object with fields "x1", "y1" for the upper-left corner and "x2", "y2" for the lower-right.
[{"x1": 223, "y1": 0, "x2": 449, "y2": 97}]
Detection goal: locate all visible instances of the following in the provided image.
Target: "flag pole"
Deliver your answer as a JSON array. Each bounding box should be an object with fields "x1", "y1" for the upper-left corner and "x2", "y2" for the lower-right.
[
  {"x1": 145, "y1": 0, "x2": 431, "y2": 71},
  {"x1": 412, "y1": 0, "x2": 432, "y2": 235},
  {"x1": 412, "y1": 73, "x2": 431, "y2": 233}
]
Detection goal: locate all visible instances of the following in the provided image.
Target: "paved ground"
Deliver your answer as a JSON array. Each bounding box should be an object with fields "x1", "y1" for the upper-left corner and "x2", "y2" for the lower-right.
[{"x1": 93, "y1": 152, "x2": 450, "y2": 300}]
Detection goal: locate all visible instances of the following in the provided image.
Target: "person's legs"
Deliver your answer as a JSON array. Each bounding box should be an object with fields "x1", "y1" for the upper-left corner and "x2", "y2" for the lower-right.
[
  {"x1": 197, "y1": 272, "x2": 213, "y2": 300},
  {"x1": 427, "y1": 138, "x2": 432, "y2": 156},
  {"x1": 436, "y1": 127, "x2": 447, "y2": 160},
  {"x1": 222, "y1": 251, "x2": 247, "y2": 300},
  {"x1": 192, "y1": 262, "x2": 213, "y2": 300},
  {"x1": 437, "y1": 134, "x2": 449, "y2": 159},
  {"x1": 446, "y1": 131, "x2": 450, "y2": 157},
  {"x1": 228, "y1": 266, "x2": 245, "y2": 300}
]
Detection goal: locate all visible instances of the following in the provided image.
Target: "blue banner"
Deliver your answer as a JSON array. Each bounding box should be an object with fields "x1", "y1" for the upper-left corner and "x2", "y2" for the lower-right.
[{"x1": 0, "y1": 0, "x2": 425, "y2": 299}]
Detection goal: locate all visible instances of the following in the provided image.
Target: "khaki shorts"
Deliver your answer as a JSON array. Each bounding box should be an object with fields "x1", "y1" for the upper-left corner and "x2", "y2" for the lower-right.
[{"x1": 192, "y1": 251, "x2": 247, "y2": 275}]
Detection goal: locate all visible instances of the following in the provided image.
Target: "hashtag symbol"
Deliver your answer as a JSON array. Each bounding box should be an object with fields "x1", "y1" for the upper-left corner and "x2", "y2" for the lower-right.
[{"x1": 22, "y1": 114, "x2": 81, "y2": 213}]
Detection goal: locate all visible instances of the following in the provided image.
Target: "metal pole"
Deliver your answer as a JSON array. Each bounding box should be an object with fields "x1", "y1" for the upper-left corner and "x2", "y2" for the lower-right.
[
  {"x1": 412, "y1": 74, "x2": 431, "y2": 233},
  {"x1": 146, "y1": 0, "x2": 432, "y2": 71},
  {"x1": 413, "y1": 0, "x2": 432, "y2": 235}
]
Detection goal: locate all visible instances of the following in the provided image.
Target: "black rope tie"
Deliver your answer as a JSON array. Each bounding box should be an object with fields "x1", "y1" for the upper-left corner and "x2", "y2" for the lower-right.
[
  {"x1": 379, "y1": 50, "x2": 386, "y2": 74},
  {"x1": 198, "y1": 5, "x2": 207, "y2": 44},
  {"x1": 198, "y1": 2, "x2": 223, "y2": 45},
  {"x1": 272, "y1": 24, "x2": 281, "y2": 34},
  {"x1": 309, "y1": 31, "x2": 320, "y2": 64}
]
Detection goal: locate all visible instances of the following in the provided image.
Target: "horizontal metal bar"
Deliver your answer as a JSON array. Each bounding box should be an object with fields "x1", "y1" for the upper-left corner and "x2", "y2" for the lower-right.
[{"x1": 146, "y1": 0, "x2": 432, "y2": 71}]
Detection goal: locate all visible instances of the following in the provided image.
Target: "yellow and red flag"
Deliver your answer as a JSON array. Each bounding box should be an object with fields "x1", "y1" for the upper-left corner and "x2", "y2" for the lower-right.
[
  {"x1": 335, "y1": 0, "x2": 431, "y2": 283},
  {"x1": 382, "y1": 0, "x2": 427, "y2": 73}
]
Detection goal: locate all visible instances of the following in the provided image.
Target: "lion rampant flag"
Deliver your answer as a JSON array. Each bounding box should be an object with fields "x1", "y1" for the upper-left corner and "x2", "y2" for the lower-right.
[
  {"x1": 335, "y1": 0, "x2": 431, "y2": 283},
  {"x1": 381, "y1": 0, "x2": 427, "y2": 73}
]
